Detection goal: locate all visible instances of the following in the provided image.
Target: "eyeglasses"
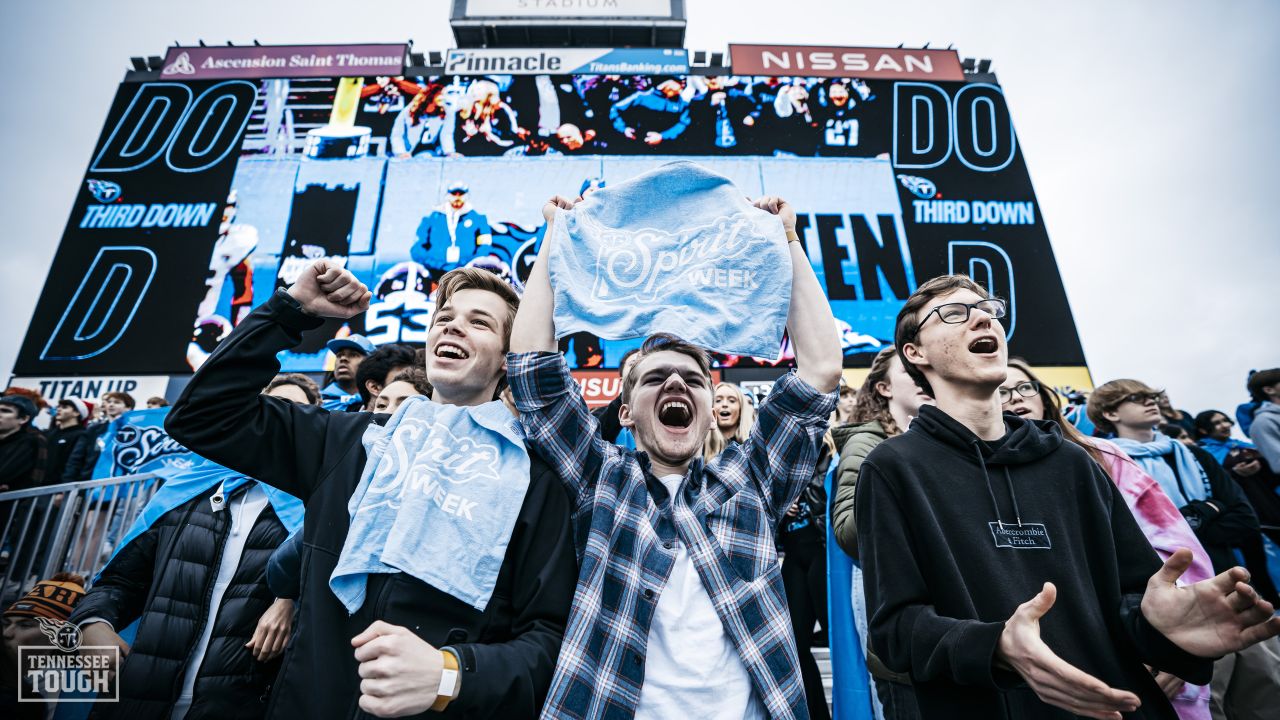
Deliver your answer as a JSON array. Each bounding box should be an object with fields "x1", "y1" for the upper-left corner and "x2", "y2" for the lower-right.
[
  {"x1": 915, "y1": 298, "x2": 1007, "y2": 336},
  {"x1": 1120, "y1": 392, "x2": 1160, "y2": 406},
  {"x1": 999, "y1": 380, "x2": 1040, "y2": 405}
]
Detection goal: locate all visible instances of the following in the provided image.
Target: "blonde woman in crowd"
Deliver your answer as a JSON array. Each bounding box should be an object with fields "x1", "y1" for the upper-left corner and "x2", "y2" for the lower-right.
[{"x1": 704, "y1": 381, "x2": 755, "y2": 459}]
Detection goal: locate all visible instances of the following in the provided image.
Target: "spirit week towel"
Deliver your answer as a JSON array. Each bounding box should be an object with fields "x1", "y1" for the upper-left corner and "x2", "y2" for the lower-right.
[
  {"x1": 330, "y1": 396, "x2": 531, "y2": 613},
  {"x1": 548, "y1": 160, "x2": 792, "y2": 359}
]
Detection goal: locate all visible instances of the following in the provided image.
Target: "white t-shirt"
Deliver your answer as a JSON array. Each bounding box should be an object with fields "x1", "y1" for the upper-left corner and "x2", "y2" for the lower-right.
[{"x1": 634, "y1": 474, "x2": 766, "y2": 720}]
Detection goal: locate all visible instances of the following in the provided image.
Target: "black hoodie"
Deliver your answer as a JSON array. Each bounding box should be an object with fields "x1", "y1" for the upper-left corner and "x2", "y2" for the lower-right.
[{"x1": 854, "y1": 405, "x2": 1211, "y2": 719}]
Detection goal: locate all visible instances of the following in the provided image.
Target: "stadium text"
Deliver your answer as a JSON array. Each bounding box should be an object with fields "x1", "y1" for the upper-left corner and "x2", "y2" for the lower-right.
[
  {"x1": 912, "y1": 200, "x2": 1035, "y2": 225},
  {"x1": 795, "y1": 213, "x2": 913, "y2": 302},
  {"x1": 196, "y1": 53, "x2": 400, "y2": 70},
  {"x1": 759, "y1": 50, "x2": 937, "y2": 75},
  {"x1": 34, "y1": 378, "x2": 140, "y2": 400},
  {"x1": 79, "y1": 203, "x2": 217, "y2": 229},
  {"x1": 447, "y1": 51, "x2": 563, "y2": 74}
]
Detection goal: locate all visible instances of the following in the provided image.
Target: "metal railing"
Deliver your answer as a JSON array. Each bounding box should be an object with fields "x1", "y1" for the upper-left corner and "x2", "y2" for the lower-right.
[{"x1": 0, "y1": 474, "x2": 160, "y2": 605}]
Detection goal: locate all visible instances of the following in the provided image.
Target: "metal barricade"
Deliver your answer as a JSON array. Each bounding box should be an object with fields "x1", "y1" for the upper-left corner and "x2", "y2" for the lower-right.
[{"x1": 0, "y1": 474, "x2": 160, "y2": 605}]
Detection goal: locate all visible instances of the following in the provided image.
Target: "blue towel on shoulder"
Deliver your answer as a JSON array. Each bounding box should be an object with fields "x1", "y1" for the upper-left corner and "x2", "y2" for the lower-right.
[
  {"x1": 330, "y1": 396, "x2": 531, "y2": 612},
  {"x1": 548, "y1": 160, "x2": 793, "y2": 359}
]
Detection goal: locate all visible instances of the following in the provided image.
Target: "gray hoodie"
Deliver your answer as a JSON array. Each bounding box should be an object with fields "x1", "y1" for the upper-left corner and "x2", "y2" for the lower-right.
[{"x1": 1250, "y1": 401, "x2": 1280, "y2": 474}]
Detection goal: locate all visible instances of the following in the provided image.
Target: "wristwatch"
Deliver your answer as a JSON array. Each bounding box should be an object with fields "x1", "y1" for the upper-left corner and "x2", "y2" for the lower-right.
[
  {"x1": 273, "y1": 287, "x2": 308, "y2": 313},
  {"x1": 431, "y1": 647, "x2": 462, "y2": 712}
]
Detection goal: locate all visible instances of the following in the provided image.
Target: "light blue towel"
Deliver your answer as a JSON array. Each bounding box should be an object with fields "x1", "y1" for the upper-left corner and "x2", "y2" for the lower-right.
[
  {"x1": 548, "y1": 160, "x2": 793, "y2": 359},
  {"x1": 330, "y1": 396, "x2": 531, "y2": 613}
]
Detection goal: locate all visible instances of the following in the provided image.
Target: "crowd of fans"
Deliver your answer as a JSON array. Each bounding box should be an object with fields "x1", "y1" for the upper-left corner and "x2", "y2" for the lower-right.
[
  {"x1": 372, "y1": 74, "x2": 885, "y2": 159},
  {"x1": 0, "y1": 199, "x2": 1277, "y2": 719}
]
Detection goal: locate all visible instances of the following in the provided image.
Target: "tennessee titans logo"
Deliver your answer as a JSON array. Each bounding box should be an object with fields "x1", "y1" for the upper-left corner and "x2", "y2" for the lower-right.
[
  {"x1": 86, "y1": 179, "x2": 122, "y2": 203},
  {"x1": 896, "y1": 174, "x2": 938, "y2": 200},
  {"x1": 36, "y1": 617, "x2": 82, "y2": 652}
]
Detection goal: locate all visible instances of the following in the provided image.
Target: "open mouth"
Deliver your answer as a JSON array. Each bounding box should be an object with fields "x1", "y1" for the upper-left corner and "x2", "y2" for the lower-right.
[
  {"x1": 1010, "y1": 406, "x2": 1031, "y2": 416},
  {"x1": 968, "y1": 336, "x2": 999, "y2": 354},
  {"x1": 658, "y1": 399, "x2": 693, "y2": 429},
  {"x1": 435, "y1": 342, "x2": 470, "y2": 360},
  {"x1": 718, "y1": 410, "x2": 732, "y2": 420}
]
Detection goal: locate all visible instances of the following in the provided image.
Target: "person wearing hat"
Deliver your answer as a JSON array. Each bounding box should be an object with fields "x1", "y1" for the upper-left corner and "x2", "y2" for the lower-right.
[
  {"x1": 321, "y1": 334, "x2": 374, "y2": 411},
  {"x1": 410, "y1": 181, "x2": 493, "y2": 282},
  {"x1": 0, "y1": 395, "x2": 46, "y2": 492},
  {"x1": 1, "y1": 572, "x2": 87, "y2": 717},
  {"x1": 46, "y1": 397, "x2": 92, "y2": 483}
]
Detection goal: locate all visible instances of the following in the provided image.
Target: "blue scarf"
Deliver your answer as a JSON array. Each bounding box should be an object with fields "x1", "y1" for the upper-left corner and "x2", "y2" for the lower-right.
[
  {"x1": 1112, "y1": 434, "x2": 1211, "y2": 505},
  {"x1": 330, "y1": 396, "x2": 531, "y2": 613},
  {"x1": 1197, "y1": 436, "x2": 1254, "y2": 465},
  {"x1": 547, "y1": 160, "x2": 792, "y2": 359}
]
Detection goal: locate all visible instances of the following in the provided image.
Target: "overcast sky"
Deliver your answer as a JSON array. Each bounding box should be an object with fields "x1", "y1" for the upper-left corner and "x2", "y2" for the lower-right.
[{"x1": 2, "y1": 0, "x2": 1276, "y2": 417}]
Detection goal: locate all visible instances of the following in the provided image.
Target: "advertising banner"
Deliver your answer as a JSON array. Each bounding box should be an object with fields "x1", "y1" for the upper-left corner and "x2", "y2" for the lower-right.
[
  {"x1": 161, "y1": 44, "x2": 406, "y2": 79},
  {"x1": 446, "y1": 48, "x2": 688, "y2": 75},
  {"x1": 16, "y1": 67, "x2": 1087, "y2": 381},
  {"x1": 8, "y1": 375, "x2": 169, "y2": 405},
  {"x1": 729, "y1": 44, "x2": 964, "y2": 81}
]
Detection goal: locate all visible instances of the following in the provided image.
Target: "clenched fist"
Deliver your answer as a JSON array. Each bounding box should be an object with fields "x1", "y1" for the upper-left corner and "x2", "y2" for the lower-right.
[{"x1": 287, "y1": 260, "x2": 372, "y2": 319}]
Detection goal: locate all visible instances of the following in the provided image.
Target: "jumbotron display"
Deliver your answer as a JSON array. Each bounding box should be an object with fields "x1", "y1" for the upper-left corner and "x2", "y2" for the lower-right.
[{"x1": 14, "y1": 61, "x2": 1087, "y2": 382}]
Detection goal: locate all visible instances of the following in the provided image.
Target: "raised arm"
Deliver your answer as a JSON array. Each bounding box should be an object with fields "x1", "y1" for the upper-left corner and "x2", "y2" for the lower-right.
[
  {"x1": 507, "y1": 197, "x2": 615, "y2": 510},
  {"x1": 166, "y1": 260, "x2": 372, "y2": 501},
  {"x1": 509, "y1": 197, "x2": 572, "y2": 354},
  {"x1": 751, "y1": 196, "x2": 842, "y2": 393}
]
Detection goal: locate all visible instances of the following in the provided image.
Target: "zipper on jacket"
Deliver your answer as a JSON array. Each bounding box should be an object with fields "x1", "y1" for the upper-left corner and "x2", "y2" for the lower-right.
[{"x1": 170, "y1": 489, "x2": 233, "y2": 711}]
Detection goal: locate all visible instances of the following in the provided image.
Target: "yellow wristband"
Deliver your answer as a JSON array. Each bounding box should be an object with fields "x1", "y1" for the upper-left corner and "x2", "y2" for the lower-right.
[
  {"x1": 430, "y1": 648, "x2": 461, "y2": 712},
  {"x1": 785, "y1": 229, "x2": 800, "y2": 244}
]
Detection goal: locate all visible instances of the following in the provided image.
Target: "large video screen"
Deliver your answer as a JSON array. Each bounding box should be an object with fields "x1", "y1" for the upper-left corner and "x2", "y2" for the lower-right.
[{"x1": 15, "y1": 72, "x2": 1086, "y2": 375}]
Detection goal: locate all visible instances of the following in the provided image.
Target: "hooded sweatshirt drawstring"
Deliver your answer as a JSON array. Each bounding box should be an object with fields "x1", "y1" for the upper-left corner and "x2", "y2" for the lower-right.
[{"x1": 974, "y1": 443, "x2": 1023, "y2": 528}]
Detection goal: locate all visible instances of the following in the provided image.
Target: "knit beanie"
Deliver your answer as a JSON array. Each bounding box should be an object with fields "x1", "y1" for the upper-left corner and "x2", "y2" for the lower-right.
[{"x1": 3, "y1": 573, "x2": 87, "y2": 621}]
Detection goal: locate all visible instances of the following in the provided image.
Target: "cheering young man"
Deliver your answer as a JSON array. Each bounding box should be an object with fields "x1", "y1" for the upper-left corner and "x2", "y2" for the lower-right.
[
  {"x1": 167, "y1": 263, "x2": 576, "y2": 719},
  {"x1": 508, "y1": 195, "x2": 842, "y2": 718},
  {"x1": 854, "y1": 274, "x2": 1280, "y2": 720}
]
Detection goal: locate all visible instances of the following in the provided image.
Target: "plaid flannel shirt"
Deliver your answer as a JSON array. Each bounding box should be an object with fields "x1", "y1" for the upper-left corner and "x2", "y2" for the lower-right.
[{"x1": 507, "y1": 351, "x2": 836, "y2": 720}]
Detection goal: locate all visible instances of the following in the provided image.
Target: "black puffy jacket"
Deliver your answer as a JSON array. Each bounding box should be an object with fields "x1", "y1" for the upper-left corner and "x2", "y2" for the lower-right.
[{"x1": 69, "y1": 483, "x2": 290, "y2": 719}]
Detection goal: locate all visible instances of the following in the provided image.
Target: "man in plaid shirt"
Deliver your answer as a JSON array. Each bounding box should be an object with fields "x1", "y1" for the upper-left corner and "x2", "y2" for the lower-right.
[{"x1": 509, "y1": 194, "x2": 842, "y2": 719}]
